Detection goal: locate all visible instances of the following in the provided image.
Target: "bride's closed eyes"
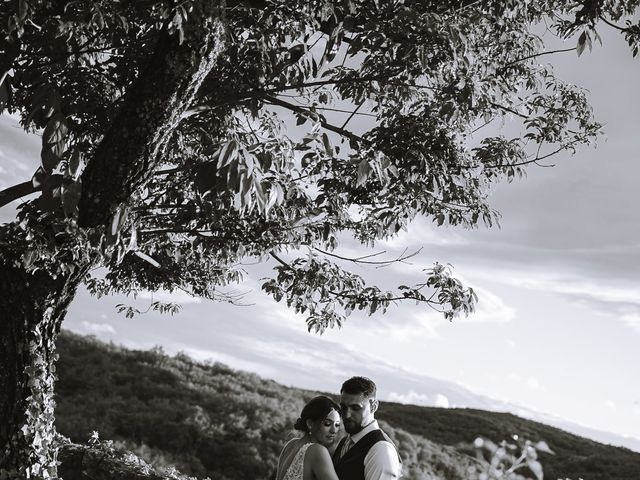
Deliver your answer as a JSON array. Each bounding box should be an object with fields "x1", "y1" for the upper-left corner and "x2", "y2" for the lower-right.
[{"x1": 322, "y1": 419, "x2": 341, "y2": 428}]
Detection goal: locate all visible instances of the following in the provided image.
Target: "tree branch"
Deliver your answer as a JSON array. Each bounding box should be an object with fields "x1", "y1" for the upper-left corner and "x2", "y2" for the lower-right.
[
  {"x1": 341, "y1": 99, "x2": 366, "y2": 129},
  {"x1": 0, "y1": 181, "x2": 41, "y2": 209},
  {"x1": 489, "y1": 102, "x2": 530, "y2": 119},
  {"x1": 598, "y1": 15, "x2": 627, "y2": 32},
  {"x1": 263, "y1": 94, "x2": 363, "y2": 144},
  {"x1": 185, "y1": 73, "x2": 400, "y2": 117},
  {"x1": 482, "y1": 135, "x2": 590, "y2": 170},
  {"x1": 501, "y1": 47, "x2": 576, "y2": 69},
  {"x1": 268, "y1": 251, "x2": 445, "y2": 307},
  {"x1": 313, "y1": 246, "x2": 421, "y2": 266}
]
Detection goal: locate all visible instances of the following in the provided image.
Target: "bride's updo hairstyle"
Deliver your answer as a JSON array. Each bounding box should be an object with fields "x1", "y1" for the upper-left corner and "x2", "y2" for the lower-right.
[{"x1": 293, "y1": 395, "x2": 341, "y2": 432}]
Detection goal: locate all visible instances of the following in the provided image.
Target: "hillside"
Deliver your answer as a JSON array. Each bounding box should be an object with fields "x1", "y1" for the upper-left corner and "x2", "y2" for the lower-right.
[
  {"x1": 377, "y1": 403, "x2": 640, "y2": 479},
  {"x1": 54, "y1": 331, "x2": 640, "y2": 479}
]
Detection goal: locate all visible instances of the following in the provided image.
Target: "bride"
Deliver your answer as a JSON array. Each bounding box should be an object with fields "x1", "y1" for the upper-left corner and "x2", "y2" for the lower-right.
[{"x1": 276, "y1": 395, "x2": 341, "y2": 480}]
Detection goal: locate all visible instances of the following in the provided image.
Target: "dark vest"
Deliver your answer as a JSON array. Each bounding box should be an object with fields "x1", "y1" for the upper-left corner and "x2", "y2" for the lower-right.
[{"x1": 332, "y1": 430, "x2": 386, "y2": 480}]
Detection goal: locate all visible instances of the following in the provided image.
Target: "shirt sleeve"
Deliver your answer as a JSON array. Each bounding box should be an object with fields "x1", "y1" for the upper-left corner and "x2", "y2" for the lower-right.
[{"x1": 363, "y1": 441, "x2": 402, "y2": 480}]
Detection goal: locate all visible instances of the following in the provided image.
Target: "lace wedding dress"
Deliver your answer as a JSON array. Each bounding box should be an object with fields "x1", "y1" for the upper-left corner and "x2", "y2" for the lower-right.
[{"x1": 282, "y1": 443, "x2": 312, "y2": 480}]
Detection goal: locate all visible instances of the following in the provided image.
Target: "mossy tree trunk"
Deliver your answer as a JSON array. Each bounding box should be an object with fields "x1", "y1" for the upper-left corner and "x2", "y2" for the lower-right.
[{"x1": 0, "y1": 265, "x2": 86, "y2": 478}]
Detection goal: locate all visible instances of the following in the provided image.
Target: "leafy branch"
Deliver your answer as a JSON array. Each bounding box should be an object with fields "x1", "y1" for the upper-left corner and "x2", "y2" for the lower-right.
[{"x1": 266, "y1": 252, "x2": 476, "y2": 333}]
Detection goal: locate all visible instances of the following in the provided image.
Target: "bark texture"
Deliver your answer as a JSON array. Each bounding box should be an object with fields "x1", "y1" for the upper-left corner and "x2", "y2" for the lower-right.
[
  {"x1": 0, "y1": 263, "x2": 85, "y2": 478},
  {"x1": 78, "y1": 1, "x2": 226, "y2": 229}
]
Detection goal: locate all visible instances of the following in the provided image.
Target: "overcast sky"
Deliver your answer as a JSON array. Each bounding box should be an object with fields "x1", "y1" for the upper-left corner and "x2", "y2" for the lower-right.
[{"x1": 1, "y1": 25, "x2": 639, "y2": 451}]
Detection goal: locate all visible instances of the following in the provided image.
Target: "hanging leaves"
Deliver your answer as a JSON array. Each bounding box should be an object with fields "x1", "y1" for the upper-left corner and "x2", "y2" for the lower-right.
[{"x1": 61, "y1": 178, "x2": 82, "y2": 219}]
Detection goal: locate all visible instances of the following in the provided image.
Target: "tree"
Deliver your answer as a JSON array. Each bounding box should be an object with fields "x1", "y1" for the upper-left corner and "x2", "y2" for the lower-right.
[{"x1": 1, "y1": 0, "x2": 638, "y2": 477}]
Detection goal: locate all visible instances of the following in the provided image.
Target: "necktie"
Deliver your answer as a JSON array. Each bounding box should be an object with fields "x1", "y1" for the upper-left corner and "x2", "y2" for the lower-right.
[{"x1": 340, "y1": 437, "x2": 355, "y2": 458}]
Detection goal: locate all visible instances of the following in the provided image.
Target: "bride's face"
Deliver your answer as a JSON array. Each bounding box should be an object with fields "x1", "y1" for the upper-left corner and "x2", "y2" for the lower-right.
[{"x1": 311, "y1": 409, "x2": 341, "y2": 446}]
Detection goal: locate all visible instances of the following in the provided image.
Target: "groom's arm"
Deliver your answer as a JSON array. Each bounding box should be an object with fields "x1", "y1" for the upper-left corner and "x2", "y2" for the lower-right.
[{"x1": 363, "y1": 441, "x2": 402, "y2": 480}]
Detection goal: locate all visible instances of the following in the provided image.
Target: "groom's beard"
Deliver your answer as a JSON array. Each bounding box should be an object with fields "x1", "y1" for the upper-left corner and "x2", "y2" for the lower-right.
[{"x1": 343, "y1": 419, "x2": 363, "y2": 434}]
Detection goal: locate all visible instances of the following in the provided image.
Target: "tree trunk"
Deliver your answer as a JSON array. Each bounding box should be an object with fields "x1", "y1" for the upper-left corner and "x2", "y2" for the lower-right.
[
  {"x1": 0, "y1": 263, "x2": 86, "y2": 478},
  {"x1": 78, "y1": 1, "x2": 226, "y2": 228},
  {"x1": 0, "y1": 2, "x2": 226, "y2": 478}
]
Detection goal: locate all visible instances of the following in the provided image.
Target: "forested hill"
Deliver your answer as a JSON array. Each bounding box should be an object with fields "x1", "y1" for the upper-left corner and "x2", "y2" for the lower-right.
[{"x1": 55, "y1": 331, "x2": 640, "y2": 480}]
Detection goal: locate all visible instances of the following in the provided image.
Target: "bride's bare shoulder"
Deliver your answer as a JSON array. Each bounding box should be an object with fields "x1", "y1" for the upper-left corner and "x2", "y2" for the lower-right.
[{"x1": 305, "y1": 443, "x2": 331, "y2": 461}]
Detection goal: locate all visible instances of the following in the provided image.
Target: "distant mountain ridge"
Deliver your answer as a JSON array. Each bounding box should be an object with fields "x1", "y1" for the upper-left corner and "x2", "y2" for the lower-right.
[
  {"x1": 256, "y1": 335, "x2": 640, "y2": 454},
  {"x1": 54, "y1": 331, "x2": 640, "y2": 480},
  {"x1": 373, "y1": 365, "x2": 640, "y2": 454}
]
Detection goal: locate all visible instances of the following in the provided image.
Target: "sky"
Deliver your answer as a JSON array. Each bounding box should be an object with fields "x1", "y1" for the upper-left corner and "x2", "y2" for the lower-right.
[{"x1": 1, "y1": 23, "x2": 639, "y2": 452}]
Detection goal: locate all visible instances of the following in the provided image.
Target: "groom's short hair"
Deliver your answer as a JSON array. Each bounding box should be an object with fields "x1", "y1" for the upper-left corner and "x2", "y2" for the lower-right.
[{"x1": 341, "y1": 376, "x2": 377, "y2": 399}]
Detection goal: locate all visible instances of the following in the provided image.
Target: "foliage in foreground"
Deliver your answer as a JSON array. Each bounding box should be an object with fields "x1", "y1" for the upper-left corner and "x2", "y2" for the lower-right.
[{"x1": 55, "y1": 331, "x2": 640, "y2": 480}]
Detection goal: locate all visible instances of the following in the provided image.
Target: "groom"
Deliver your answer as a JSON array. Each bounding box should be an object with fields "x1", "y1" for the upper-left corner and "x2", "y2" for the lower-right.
[{"x1": 333, "y1": 376, "x2": 402, "y2": 480}]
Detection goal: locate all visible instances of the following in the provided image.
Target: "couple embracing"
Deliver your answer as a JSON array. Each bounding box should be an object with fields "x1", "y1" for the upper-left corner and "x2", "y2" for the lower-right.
[{"x1": 276, "y1": 376, "x2": 402, "y2": 480}]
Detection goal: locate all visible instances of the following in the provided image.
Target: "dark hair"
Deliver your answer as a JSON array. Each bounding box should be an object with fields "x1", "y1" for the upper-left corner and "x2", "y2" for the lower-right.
[
  {"x1": 293, "y1": 395, "x2": 341, "y2": 432},
  {"x1": 341, "y1": 376, "x2": 377, "y2": 398}
]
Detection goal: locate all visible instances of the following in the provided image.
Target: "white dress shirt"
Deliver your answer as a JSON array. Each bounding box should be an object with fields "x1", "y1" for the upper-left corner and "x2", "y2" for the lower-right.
[{"x1": 347, "y1": 420, "x2": 402, "y2": 480}]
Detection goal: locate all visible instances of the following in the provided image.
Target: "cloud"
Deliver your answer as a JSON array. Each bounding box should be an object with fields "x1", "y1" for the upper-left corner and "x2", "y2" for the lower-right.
[
  {"x1": 81, "y1": 321, "x2": 116, "y2": 335},
  {"x1": 516, "y1": 276, "x2": 640, "y2": 307},
  {"x1": 434, "y1": 393, "x2": 450, "y2": 408},
  {"x1": 459, "y1": 284, "x2": 516, "y2": 324},
  {"x1": 371, "y1": 281, "x2": 516, "y2": 341},
  {"x1": 605, "y1": 400, "x2": 617, "y2": 410},
  {"x1": 386, "y1": 390, "x2": 450, "y2": 408},
  {"x1": 463, "y1": 265, "x2": 640, "y2": 333},
  {"x1": 619, "y1": 313, "x2": 640, "y2": 333},
  {"x1": 174, "y1": 345, "x2": 279, "y2": 379},
  {"x1": 239, "y1": 337, "x2": 351, "y2": 375},
  {"x1": 507, "y1": 373, "x2": 546, "y2": 392},
  {"x1": 387, "y1": 389, "x2": 430, "y2": 405}
]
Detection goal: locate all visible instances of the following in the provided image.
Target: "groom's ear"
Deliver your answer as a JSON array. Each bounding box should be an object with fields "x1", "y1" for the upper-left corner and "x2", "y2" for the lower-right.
[{"x1": 370, "y1": 398, "x2": 379, "y2": 414}]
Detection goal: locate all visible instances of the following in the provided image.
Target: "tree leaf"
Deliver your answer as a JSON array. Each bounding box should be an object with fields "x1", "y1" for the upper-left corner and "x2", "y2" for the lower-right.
[
  {"x1": 42, "y1": 113, "x2": 68, "y2": 163},
  {"x1": 61, "y1": 178, "x2": 82, "y2": 218},
  {"x1": 110, "y1": 206, "x2": 128, "y2": 237},
  {"x1": 31, "y1": 166, "x2": 48, "y2": 189},
  {"x1": 534, "y1": 441, "x2": 554, "y2": 454},
  {"x1": 577, "y1": 31, "x2": 587, "y2": 56},
  {"x1": 526, "y1": 459, "x2": 544, "y2": 480},
  {"x1": 266, "y1": 186, "x2": 278, "y2": 213},
  {"x1": 40, "y1": 147, "x2": 60, "y2": 172},
  {"x1": 322, "y1": 133, "x2": 332, "y2": 157},
  {"x1": 67, "y1": 150, "x2": 81, "y2": 179},
  {"x1": 356, "y1": 159, "x2": 372, "y2": 186},
  {"x1": 134, "y1": 251, "x2": 161, "y2": 268},
  {"x1": 217, "y1": 140, "x2": 238, "y2": 168},
  {"x1": 0, "y1": 79, "x2": 9, "y2": 111},
  {"x1": 288, "y1": 44, "x2": 305, "y2": 64}
]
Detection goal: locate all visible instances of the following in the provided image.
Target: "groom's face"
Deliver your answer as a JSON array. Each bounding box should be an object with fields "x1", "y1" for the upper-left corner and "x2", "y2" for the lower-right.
[{"x1": 340, "y1": 392, "x2": 377, "y2": 434}]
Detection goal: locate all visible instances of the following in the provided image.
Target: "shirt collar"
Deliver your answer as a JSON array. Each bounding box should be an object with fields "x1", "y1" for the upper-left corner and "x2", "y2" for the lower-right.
[{"x1": 350, "y1": 419, "x2": 379, "y2": 444}]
